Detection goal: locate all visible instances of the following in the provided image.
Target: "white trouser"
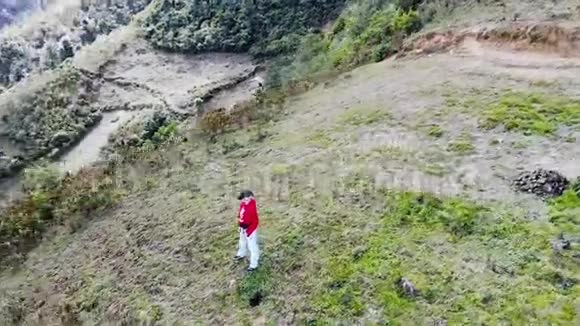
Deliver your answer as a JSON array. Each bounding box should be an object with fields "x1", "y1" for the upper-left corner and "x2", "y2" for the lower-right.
[{"x1": 237, "y1": 228, "x2": 260, "y2": 268}]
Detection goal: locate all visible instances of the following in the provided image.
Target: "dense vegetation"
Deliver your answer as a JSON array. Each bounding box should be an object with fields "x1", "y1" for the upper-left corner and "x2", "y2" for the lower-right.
[
  {"x1": 0, "y1": 165, "x2": 123, "y2": 268},
  {"x1": 0, "y1": 0, "x2": 151, "y2": 90},
  {"x1": 267, "y1": 0, "x2": 422, "y2": 87},
  {"x1": 1, "y1": 65, "x2": 100, "y2": 160},
  {"x1": 144, "y1": 0, "x2": 349, "y2": 56},
  {"x1": 145, "y1": 0, "x2": 424, "y2": 82}
]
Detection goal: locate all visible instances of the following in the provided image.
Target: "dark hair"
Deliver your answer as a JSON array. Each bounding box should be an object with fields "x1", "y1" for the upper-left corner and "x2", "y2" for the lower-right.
[{"x1": 237, "y1": 190, "x2": 254, "y2": 200}]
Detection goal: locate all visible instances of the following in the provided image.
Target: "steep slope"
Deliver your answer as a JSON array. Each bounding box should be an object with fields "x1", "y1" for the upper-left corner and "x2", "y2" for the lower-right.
[
  {"x1": 1, "y1": 0, "x2": 580, "y2": 325},
  {"x1": 2, "y1": 31, "x2": 580, "y2": 324}
]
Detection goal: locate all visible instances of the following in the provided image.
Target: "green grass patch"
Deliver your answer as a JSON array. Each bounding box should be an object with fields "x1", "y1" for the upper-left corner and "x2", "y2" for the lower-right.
[
  {"x1": 368, "y1": 145, "x2": 414, "y2": 162},
  {"x1": 427, "y1": 125, "x2": 444, "y2": 138},
  {"x1": 548, "y1": 189, "x2": 580, "y2": 233},
  {"x1": 339, "y1": 106, "x2": 391, "y2": 127},
  {"x1": 447, "y1": 136, "x2": 475, "y2": 155},
  {"x1": 305, "y1": 188, "x2": 577, "y2": 323},
  {"x1": 481, "y1": 92, "x2": 580, "y2": 135},
  {"x1": 307, "y1": 130, "x2": 334, "y2": 148},
  {"x1": 271, "y1": 163, "x2": 292, "y2": 176}
]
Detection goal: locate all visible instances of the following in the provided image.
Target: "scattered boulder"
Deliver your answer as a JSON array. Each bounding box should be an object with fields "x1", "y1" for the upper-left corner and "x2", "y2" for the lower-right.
[
  {"x1": 552, "y1": 233, "x2": 572, "y2": 253},
  {"x1": 50, "y1": 130, "x2": 73, "y2": 147},
  {"x1": 511, "y1": 169, "x2": 569, "y2": 198},
  {"x1": 0, "y1": 154, "x2": 24, "y2": 178},
  {"x1": 397, "y1": 278, "x2": 419, "y2": 297},
  {"x1": 58, "y1": 36, "x2": 74, "y2": 61}
]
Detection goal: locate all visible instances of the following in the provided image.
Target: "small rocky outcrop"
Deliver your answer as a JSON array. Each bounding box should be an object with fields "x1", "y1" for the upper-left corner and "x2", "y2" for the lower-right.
[
  {"x1": 512, "y1": 169, "x2": 569, "y2": 198},
  {"x1": 0, "y1": 152, "x2": 24, "y2": 178},
  {"x1": 552, "y1": 233, "x2": 572, "y2": 253},
  {"x1": 397, "y1": 277, "x2": 419, "y2": 297}
]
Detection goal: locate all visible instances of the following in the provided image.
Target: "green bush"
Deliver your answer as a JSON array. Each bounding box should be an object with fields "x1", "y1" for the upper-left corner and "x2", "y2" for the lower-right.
[
  {"x1": 572, "y1": 178, "x2": 580, "y2": 197},
  {"x1": 23, "y1": 165, "x2": 60, "y2": 192},
  {"x1": 266, "y1": 1, "x2": 423, "y2": 87},
  {"x1": 152, "y1": 121, "x2": 179, "y2": 144}
]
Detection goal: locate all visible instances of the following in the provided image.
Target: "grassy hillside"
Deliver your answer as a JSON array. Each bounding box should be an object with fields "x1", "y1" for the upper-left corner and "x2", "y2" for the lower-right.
[
  {"x1": 2, "y1": 53, "x2": 580, "y2": 324},
  {"x1": 1, "y1": 0, "x2": 580, "y2": 324}
]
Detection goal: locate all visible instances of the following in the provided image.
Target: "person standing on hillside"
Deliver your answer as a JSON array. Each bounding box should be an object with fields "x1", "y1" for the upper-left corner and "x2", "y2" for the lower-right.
[{"x1": 235, "y1": 190, "x2": 260, "y2": 271}]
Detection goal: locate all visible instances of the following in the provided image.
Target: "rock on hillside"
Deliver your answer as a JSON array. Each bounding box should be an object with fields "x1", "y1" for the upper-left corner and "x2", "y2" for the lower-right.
[{"x1": 512, "y1": 169, "x2": 570, "y2": 199}]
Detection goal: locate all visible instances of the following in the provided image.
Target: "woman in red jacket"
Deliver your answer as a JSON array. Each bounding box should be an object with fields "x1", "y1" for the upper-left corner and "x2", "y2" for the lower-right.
[{"x1": 235, "y1": 190, "x2": 260, "y2": 271}]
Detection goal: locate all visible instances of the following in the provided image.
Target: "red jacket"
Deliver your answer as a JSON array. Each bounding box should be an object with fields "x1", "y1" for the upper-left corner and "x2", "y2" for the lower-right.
[{"x1": 238, "y1": 198, "x2": 259, "y2": 237}]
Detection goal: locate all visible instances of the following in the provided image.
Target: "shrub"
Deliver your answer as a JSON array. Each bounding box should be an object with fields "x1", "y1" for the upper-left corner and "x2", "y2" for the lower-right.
[
  {"x1": 152, "y1": 121, "x2": 179, "y2": 144},
  {"x1": 198, "y1": 90, "x2": 287, "y2": 138},
  {"x1": 2, "y1": 65, "x2": 101, "y2": 161},
  {"x1": 265, "y1": 1, "x2": 424, "y2": 87},
  {"x1": 572, "y1": 178, "x2": 580, "y2": 197},
  {"x1": 198, "y1": 109, "x2": 234, "y2": 136},
  {"x1": 0, "y1": 166, "x2": 123, "y2": 268},
  {"x1": 23, "y1": 165, "x2": 60, "y2": 192},
  {"x1": 0, "y1": 37, "x2": 31, "y2": 87}
]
